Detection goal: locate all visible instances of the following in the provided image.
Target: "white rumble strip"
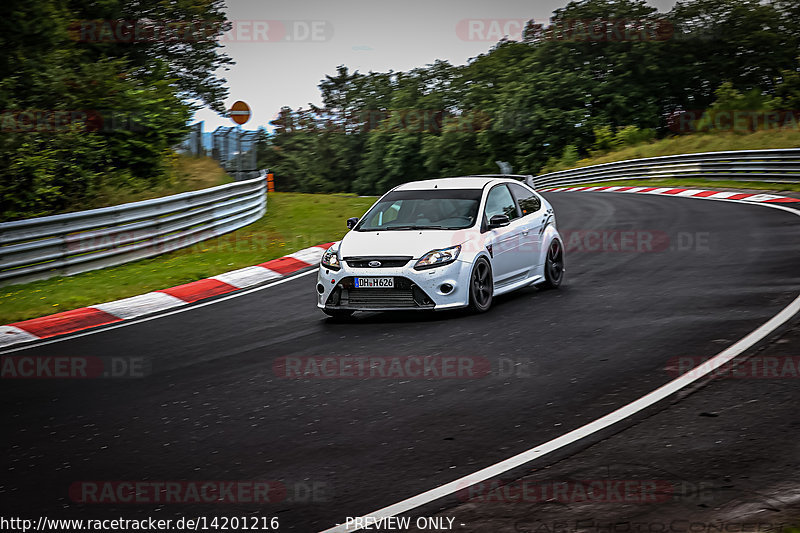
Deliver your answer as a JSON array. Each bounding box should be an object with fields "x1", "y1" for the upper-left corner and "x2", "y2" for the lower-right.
[
  {"x1": 92, "y1": 291, "x2": 186, "y2": 320},
  {"x1": 212, "y1": 265, "x2": 282, "y2": 289}
]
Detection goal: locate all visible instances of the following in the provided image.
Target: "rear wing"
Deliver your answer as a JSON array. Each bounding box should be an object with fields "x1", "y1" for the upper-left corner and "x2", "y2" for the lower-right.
[{"x1": 466, "y1": 174, "x2": 537, "y2": 189}]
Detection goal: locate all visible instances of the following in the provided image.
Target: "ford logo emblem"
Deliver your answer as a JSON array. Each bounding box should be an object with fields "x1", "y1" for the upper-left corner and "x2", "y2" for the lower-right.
[{"x1": 368, "y1": 260, "x2": 382, "y2": 267}]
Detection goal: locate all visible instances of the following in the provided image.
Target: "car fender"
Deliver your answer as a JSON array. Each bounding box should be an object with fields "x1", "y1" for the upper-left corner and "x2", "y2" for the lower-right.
[
  {"x1": 539, "y1": 224, "x2": 563, "y2": 267},
  {"x1": 453, "y1": 236, "x2": 493, "y2": 269}
]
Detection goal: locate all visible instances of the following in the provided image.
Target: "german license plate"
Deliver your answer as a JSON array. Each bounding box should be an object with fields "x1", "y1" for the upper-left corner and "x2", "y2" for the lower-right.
[{"x1": 354, "y1": 277, "x2": 394, "y2": 288}]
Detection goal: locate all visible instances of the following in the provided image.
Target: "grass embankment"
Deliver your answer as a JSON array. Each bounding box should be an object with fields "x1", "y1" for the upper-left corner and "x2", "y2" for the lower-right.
[
  {"x1": 0, "y1": 193, "x2": 376, "y2": 324},
  {"x1": 92, "y1": 155, "x2": 233, "y2": 208},
  {"x1": 543, "y1": 129, "x2": 800, "y2": 192}
]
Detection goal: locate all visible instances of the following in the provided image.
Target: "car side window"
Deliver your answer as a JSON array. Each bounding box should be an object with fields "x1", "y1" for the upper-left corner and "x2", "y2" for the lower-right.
[
  {"x1": 484, "y1": 185, "x2": 520, "y2": 221},
  {"x1": 509, "y1": 183, "x2": 542, "y2": 216}
]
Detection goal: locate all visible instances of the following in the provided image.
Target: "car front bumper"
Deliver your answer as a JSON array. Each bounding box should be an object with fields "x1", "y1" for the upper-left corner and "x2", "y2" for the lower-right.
[{"x1": 316, "y1": 258, "x2": 473, "y2": 312}]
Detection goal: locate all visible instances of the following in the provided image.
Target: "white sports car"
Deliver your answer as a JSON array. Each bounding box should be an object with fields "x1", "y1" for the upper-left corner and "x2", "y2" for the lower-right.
[{"x1": 316, "y1": 176, "x2": 564, "y2": 317}]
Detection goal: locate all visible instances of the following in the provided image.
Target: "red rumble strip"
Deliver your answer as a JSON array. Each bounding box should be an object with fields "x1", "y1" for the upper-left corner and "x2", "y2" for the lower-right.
[
  {"x1": 0, "y1": 243, "x2": 336, "y2": 348},
  {"x1": 10, "y1": 308, "x2": 122, "y2": 339},
  {"x1": 258, "y1": 256, "x2": 311, "y2": 275},
  {"x1": 158, "y1": 279, "x2": 238, "y2": 303}
]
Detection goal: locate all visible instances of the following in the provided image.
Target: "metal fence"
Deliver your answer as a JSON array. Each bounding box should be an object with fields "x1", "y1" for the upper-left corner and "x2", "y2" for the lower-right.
[
  {"x1": 530, "y1": 148, "x2": 800, "y2": 190},
  {"x1": 179, "y1": 121, "x2": 261, "y2": 181},
  {"x1": 0, "y1": 175, "x2": 267, "y2": 287}
]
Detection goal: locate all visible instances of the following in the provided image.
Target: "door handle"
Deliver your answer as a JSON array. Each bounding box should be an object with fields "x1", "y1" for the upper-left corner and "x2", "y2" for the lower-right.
[{"x1": 522, "y1": 230, "x2": 529, "y2": 235}]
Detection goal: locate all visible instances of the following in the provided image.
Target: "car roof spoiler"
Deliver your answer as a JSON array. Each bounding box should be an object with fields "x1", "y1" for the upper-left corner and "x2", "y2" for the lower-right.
[{"x1": 466, "y1": 174, "x2": 537, "y2": 188}]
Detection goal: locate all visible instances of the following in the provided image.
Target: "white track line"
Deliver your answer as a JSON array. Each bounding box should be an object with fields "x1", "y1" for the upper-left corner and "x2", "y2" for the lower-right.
[
  {"x1": 0, "y1": 269, "x2": 317, "y2": 354},
  {"x1": 319, "y1": 196, "x2": 800, "y2": 533}
]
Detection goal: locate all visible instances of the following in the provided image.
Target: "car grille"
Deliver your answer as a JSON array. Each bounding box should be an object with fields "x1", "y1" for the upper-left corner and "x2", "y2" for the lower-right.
[
  {"x1": 327, "y1": 277, "x2": 434, "y2": 310},
  {"x1": 343, "y1": 256, "x2": 411, "y2": 268},
  {"x1": 346, "y1": 288, "x2": 419, "y2": 308}
]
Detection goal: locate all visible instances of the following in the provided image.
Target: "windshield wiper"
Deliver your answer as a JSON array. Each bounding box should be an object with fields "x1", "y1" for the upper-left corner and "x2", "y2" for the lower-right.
[{"x1": 380, "y1": 225, "x2": 448, "y2": 231}]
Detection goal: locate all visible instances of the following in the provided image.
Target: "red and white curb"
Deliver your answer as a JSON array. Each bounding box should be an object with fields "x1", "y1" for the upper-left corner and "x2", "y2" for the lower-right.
[
  {"x1": 0, "y1": 243, "x2": 334, "y2": 349},
  {"x1": 541, "y1": 185, "x2": 800, "y2": 203}
]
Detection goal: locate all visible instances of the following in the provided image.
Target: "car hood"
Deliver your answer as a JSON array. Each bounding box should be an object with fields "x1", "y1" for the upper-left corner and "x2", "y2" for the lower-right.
[{"x1": 337, "y1": 229, "x2": 467, "y2": 259}]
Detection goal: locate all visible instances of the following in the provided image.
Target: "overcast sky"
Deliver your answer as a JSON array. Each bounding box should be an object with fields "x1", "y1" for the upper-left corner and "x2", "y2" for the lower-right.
[{"x1": 193, "y1": 0, "x2": 679, "y2": 131}]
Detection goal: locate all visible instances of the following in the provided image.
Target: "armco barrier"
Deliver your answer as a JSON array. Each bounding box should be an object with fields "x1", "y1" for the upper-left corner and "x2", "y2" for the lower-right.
[
  {"x1": 529, "y1": 148, "x2": 800, "y2": 190},
  {"x1": 0, "y1": 174, "x2": 267, "y2": 287}
]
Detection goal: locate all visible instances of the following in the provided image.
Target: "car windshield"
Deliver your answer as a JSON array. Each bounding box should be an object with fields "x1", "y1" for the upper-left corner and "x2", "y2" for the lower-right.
[{"x1": 356, "y1": 188, "x2": 482, "y2": 231}]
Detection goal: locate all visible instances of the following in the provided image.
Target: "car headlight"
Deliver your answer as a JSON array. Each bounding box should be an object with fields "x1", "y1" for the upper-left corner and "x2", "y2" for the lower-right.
[
  {"x1": 321, "y1": 249, "x2": 341, "y2": 270},
  {"x1": 414, "y1": 245, "x2": 461, "y2": 270}
]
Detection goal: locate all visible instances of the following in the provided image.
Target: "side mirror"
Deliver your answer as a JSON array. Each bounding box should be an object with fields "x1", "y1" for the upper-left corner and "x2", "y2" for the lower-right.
[
  {"x1": 346, "y1": 217, "x2": 359, "y2": 229},
  {"x1": 488, "y1": 214, "x2": 510, "y2": 229}
]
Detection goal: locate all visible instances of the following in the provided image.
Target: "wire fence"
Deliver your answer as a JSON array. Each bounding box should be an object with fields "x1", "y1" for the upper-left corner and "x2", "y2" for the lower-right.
[{"x1": 179, "y1": 121, "x2": 261, "y2": 181}]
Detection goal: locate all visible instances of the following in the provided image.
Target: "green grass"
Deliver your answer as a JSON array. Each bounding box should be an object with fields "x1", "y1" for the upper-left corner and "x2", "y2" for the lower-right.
[
  {"x1": 550, "y1": 177, "x2": 800, "y2": 193},
  {"x1": 0, "y1": 192, "x2": 376, "y2": 324}
]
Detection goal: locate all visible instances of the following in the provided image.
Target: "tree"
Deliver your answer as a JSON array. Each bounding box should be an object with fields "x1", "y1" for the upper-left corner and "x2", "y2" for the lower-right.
[
  {"x1": 255, "y1": 0, "x2": 798, "y2": 194},
  {"x1": 0, "y1": 0, "x2": 229, "y2": 220}
]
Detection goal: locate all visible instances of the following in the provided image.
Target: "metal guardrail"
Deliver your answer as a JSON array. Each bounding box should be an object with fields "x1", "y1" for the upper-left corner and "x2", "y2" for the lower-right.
[
  {"x1": 0, "y1": 173, "x2": 267, "y2": 287},
  {"x1": 529, "y1": 148, "x2": 800, "y2": 190}
]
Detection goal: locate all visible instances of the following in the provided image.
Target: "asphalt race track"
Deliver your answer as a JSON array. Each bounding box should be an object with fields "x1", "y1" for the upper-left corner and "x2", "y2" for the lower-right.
[{"x1": 2, "y1": 192, "x2": 800, "y2": 532}]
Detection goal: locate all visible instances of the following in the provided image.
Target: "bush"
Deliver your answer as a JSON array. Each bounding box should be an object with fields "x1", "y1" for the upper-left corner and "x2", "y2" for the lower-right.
[
  {"x1": 615, "y1": 125, "x2": 656, "y2": 146},
  {"x1": 591, "y1": 126, "x2": 622, "y2": 152},
  {"x1": 540, "y1": 144, "x2": 580, "y2": 173}
]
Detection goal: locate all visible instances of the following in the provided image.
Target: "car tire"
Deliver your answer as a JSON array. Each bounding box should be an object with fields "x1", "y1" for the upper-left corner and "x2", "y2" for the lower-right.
[
  {"x1": 322, "y1": 309, "x2": 355, "y2": 319},
  {"x1": 539, "y1": 238, "x2": 564, "y2": 290},
  {"x1": 468, "y1": 257, "x2": 493, "y2": 313}
]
